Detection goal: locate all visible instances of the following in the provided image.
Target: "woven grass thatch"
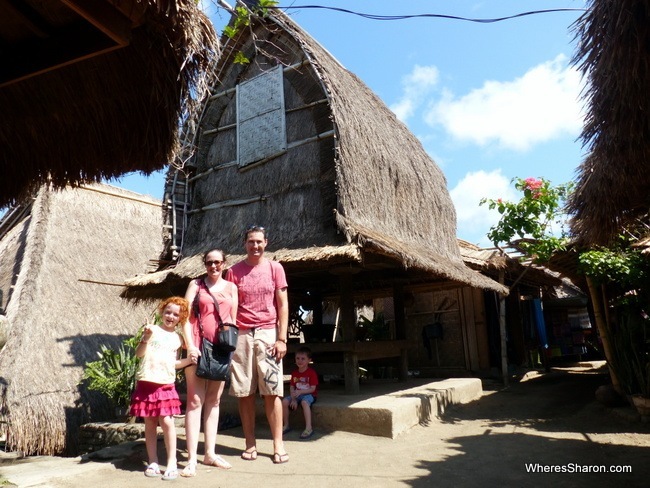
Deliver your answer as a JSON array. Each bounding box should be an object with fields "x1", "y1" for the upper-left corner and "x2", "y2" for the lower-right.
[
  {"x1": 127, "y1": 8, "x2": 506, "y2": 301},
  {"x1": 0, "y1": 0, "x2": 218, "y2": 208},
  {"x1": 569, "y1": 0, "x2": 650, "y2": 245},
  {"x1": 459, "y1": 240, "x2": 583, "y2": 292},
  {"x1": 0, "y1": 184, "x2": 162, "y2": 455}
]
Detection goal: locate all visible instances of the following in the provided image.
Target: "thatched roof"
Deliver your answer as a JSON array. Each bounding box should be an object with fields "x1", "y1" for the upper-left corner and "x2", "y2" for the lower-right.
[
  {"x1": 0, "y1": 0, "x2": 218, "y2": 208},
  {"x1": 127, "y1": 8, "x2": 506, "y2": 301},
  {"x1": 0, "y1": 183, "x2": 162, "y2": 455},
  {"x1": 459, "y1": 240, "x2": 585, "y2": 293},
  {"x1": 568, "y1": 0, "x2": 650, "y2": 245},
  {"x1": 124, "y1": 219, "x2": 507, "y2": 302}
]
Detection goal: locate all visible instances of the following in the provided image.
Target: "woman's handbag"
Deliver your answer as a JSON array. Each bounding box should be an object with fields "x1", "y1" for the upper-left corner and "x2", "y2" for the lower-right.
[
  {"x1": 217, "y1": 323, "x2": 239, "y2": 352},
  {"x1": 196, "y1": 337, "x2": 230, "y2": 381}
]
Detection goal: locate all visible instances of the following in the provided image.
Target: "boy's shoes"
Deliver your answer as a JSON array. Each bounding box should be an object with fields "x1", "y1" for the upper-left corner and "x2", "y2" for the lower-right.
[
  {"x1": 299, "y1": 428, "x2": 314, "y2": 439},
  {"x1": 282, "y1": 425, "x2": 292, "y2": 434}
]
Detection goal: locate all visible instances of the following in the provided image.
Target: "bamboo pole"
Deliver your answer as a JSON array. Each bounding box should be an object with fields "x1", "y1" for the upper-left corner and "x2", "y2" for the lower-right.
[{"x1": 586, "y1": 276, "x2": 621, "y2": 393}]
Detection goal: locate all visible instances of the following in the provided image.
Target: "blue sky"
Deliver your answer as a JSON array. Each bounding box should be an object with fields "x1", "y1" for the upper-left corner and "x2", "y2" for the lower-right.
[{"x1": 110, "y1": 1, "x2": 587, "y2": 247}]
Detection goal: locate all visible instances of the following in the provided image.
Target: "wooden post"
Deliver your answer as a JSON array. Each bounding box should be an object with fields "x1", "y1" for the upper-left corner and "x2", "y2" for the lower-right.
[
  {"x1": 393, "y1": 284, "x2": 408, "y2": 381},
  {"x1": 339, "y1": 274, "x2": 359, "y2": 394},
  {"x1": 499, "y1": 270, "x2": 508, "y2": 387},
  {"x1": 586, "y1": 276, "x2": 620, "y2": 393}
]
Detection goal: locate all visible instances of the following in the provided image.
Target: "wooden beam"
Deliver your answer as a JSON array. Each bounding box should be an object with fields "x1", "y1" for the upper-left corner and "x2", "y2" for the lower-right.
[
  {"x1": 60, "y1": 0, "x2": 132, "y2": 46},
  {"x1": 1, "y1": 0, "x2": 51, "y2": 38},
  {"x1": 0, "y1": 21, "x2": 121, "y2": 88}
]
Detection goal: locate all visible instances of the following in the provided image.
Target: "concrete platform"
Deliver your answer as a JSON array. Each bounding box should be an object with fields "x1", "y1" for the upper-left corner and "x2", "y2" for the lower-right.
[{"x1": 221, "y1": 377, "x2": 483, "y2": 439}]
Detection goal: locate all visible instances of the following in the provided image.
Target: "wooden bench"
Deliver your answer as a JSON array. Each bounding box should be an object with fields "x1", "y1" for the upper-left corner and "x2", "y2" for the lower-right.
[{"x1": 286, "y1": 340, "x2": 415, "y2": 393}]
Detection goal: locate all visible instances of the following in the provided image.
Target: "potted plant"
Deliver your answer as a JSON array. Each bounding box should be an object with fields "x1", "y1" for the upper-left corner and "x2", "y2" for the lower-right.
[
  {"x1": 357, "y1": 313, "x2": 389, "y2": 341},
  {"x1": 82, "y1": 332, "x2": 142, "y2": 422}
]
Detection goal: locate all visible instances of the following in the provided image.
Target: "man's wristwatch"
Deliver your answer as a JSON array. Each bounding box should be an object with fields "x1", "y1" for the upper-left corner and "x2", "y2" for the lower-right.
[{"x1": 277, "y1": 338, "x2": 287, "y2": 343}]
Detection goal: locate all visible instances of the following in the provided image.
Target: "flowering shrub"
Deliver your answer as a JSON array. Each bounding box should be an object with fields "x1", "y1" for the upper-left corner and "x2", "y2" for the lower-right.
[{"x1": 480, "y1": 177, "x2": 574, "y2": 262}]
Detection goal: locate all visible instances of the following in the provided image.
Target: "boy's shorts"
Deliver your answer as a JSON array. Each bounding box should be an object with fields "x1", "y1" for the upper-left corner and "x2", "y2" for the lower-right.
[
  {"x1": 229, "y1": 327, "x2": 284, "y2": 397},
  {"x1": 284, "y1": 393, "x2": 316, "y2": 407}
]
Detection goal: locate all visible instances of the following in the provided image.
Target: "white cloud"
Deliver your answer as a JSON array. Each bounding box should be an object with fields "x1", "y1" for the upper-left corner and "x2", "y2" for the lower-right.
[
  {"x1": 426, "y1": 55, "x2": 584, "y2": 151},
  {"x1": 450, "y1": 169, "x2": 517, "y2": 246},
  {"x1": 389, "y1": 65, "x2": 440, "y2": 121}
]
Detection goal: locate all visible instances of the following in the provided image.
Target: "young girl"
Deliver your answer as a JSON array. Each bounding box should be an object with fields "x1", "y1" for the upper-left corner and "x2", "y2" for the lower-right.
[{"x1": 129, "y1": 296, "x2": 194, "y2": 480}]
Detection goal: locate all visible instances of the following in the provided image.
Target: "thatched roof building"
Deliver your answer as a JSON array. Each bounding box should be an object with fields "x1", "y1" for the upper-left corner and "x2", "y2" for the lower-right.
[
  {"x1": 123, "y1": 8, "x2": 506, "y2": 303},
  {"x1": 0, "y1": 0, "x2": 218, "y2": 208},
  {"x1": 459, "y1": 240, "x2": 583, "y2": 293},
  {"x1": 0, "y1": 184, "x2": 162, "y2": 455},
  {"x1": 569, "y1": 0, "x2": 650, "y2": 245}
]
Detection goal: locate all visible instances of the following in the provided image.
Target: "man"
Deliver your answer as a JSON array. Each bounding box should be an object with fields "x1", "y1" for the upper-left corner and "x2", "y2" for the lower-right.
[{"x1": 226, "y1": 225, "x2": 289, "y2": 464}]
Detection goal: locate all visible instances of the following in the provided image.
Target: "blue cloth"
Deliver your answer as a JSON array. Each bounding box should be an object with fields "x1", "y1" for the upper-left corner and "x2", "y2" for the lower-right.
[{"x1": 532, "y1": 298, "x2": 548, "y2": 349}]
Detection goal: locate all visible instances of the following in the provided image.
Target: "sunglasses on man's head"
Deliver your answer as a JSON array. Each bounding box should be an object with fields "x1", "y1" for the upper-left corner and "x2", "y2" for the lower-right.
[{"x1": 205, "y1": 260, "x2": 223, "y2": 267}]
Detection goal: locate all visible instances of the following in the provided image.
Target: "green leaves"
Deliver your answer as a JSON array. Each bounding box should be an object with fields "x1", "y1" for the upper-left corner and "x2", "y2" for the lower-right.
[
  {"x1": 233, "y1": 51, "x2": 251, "y2": 65},
  {"x1": 82, "y1": 331, "x2": 142, "y2": 409},
  {"x1": 578, "y1": 246, "x2": 648, "y2": 287},
  {"x1": 225, "y1": 1, "x2": 277, "y2": 38},
  {"x1": 480, "y1": 177, "x2": 573, "y2": 262}
]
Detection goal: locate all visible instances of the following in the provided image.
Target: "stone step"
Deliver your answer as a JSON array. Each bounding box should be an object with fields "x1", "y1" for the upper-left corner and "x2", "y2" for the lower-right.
[{"x1": 219, "y1": 377, "x2": 482, "y2": 439}]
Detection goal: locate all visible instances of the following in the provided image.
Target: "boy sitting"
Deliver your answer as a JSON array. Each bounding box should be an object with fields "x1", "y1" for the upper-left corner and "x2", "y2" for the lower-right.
[{"x1": 282, "y1": 346, "x2": 318, "y2": 439}]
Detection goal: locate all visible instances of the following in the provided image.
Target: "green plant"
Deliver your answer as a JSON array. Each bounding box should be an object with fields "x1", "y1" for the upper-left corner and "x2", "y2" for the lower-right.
[
  {"x1": 222, "y1": 0, "x2": 279, "y2": 65},
  {"x1": 357, "y1": 313, "x2": 389, "y2": 341},
  {"x1": 579, "y1": 245, "x2": 648, "y2": 289},
  {"x1": 480, "y1": 177, "x2": 573, "y2": 262},
  {"x1": 82, "y1": 331, "x2": 142, "y2": 410},
  {"x1": 610, "y1": 311, "x2": 650, "y2": 397}
]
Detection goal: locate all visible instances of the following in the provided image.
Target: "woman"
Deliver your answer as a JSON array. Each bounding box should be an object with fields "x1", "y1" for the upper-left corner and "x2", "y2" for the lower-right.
[{"x1": 180, "y1": 248, "x2": 238, "y2": 477}]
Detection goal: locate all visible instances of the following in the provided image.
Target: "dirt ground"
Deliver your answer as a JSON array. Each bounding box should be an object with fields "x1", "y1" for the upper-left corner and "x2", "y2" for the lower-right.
[{"x1": 3, "y1": 361, "x2": 650, "y2": 487}]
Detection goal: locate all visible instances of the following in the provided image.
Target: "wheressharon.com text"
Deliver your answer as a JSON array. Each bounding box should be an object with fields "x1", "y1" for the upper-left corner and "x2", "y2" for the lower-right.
[{"x1": 525, "y1": 463, "x2": 632, "y2": 474}]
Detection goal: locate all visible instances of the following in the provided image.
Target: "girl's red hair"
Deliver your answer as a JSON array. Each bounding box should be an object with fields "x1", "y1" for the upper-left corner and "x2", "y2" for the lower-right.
[{"x1": 159, "y1": 296, "x2": 190, "y2": 325}]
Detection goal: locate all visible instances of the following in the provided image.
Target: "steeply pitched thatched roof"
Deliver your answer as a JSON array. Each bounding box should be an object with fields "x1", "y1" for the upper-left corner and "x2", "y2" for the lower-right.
[
  {"x1": 0, "y1": 0, "x2": 218, "y2": 208},
  {"x1": 124, "y1": 8, "x2": 506, "y2": 300},
  {"x1": 0, "y1": 184, "x2": 162, "y2": 455},
  {"x1": 569, "y1": 0, "x2": 650, "y2": 245}
]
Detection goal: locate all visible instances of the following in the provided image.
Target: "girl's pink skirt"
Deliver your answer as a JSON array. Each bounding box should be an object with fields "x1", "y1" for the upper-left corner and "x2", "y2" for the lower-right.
[{"x1": 129, "y1": 381, "x2": 181, "y2": 418}]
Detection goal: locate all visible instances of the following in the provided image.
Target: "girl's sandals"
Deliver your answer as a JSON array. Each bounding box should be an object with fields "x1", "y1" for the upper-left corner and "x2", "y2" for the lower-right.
[
  {"x1": 180, "y1": 461, "x2": 197, "y2": 478},
  {"x1": 204, "y1": 454, "x2": 232, "y2": 470},
  {"x1": 144, "y1": 462, "x2": 161, "y2": 477},
  {"x1": 300, "y1": 428, "x2": 314, "y2": 439},
  {"x1": 272, "y1": 452, "x2": 289, "y2": 464},
  {"x1": 241, "y1": 448, "x2": 258, "y2": 461},
  {"x1": 162, "y1": 464, "x2": 178, "y2": 481}
]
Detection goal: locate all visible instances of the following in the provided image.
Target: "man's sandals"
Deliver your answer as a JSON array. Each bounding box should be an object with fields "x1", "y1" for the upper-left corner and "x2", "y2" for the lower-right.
[
  {"x1": 272, "y1": 452, "x2": 289, "y2": 464},
  {"x1": 241, "y1": 449, "x2": 258, "y2": 461}
]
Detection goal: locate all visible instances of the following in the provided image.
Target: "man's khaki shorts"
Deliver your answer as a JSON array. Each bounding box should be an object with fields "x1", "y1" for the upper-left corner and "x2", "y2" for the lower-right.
[{"x1": 229, "y1": 327, "x2": 284, "y2": 397}]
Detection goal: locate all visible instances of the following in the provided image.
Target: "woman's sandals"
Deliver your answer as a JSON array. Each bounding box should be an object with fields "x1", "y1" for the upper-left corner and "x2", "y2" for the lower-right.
[{"x1": 205, "y1": 455, "x2": 232, "y2": 469}]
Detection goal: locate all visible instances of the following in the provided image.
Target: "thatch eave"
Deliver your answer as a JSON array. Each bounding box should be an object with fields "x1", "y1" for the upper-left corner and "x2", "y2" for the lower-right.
[
  {"x1": 0, "y1": 183, "x2": 163, "y2": 455},
  {"x1": 122, "y1": 229, "x2": 507, "y2": 303},
  {"x1": 569, "y1": 0, "x2": 650, "y2": 245},
  {"x1": 0, "y1": 0, "x2": 219, "y2": 208}
]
